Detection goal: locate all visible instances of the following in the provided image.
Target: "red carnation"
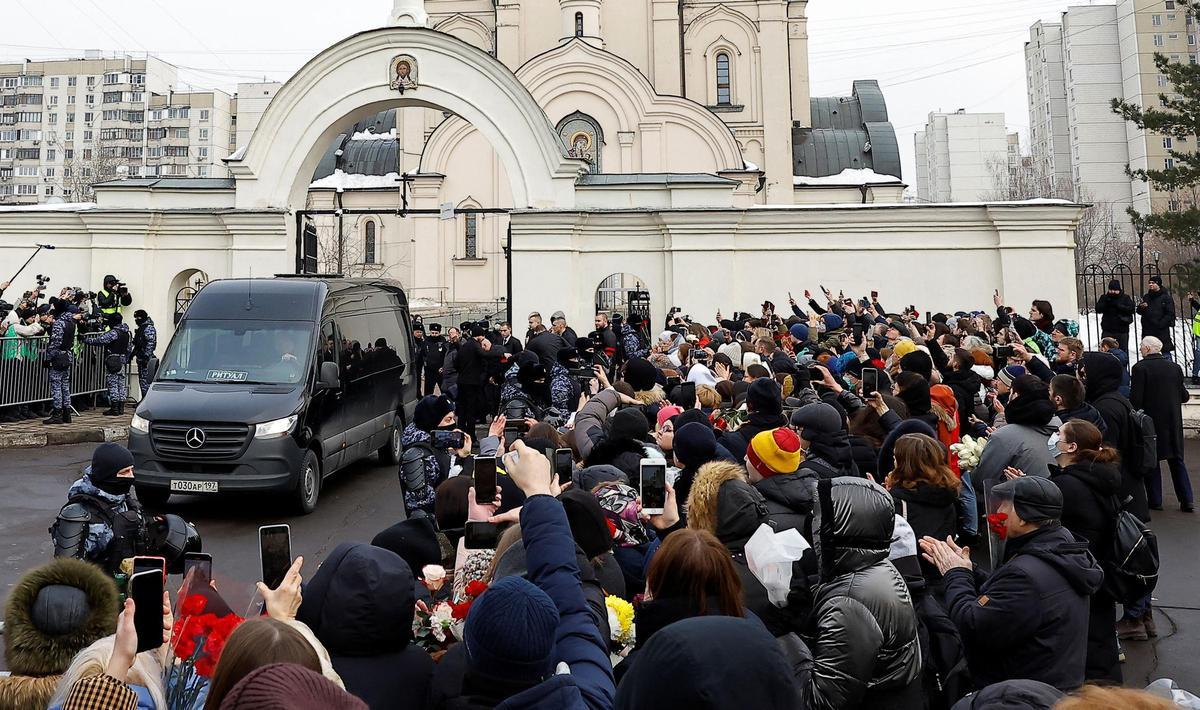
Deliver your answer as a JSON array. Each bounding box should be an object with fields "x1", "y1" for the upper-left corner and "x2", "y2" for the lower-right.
[
  {"x1": 465, "y1": 580, "x2": 488, "y2": 598},
  {"x1": 181, "y1": 594, "x2": 207, "y2": 617},
  {"x1": 986, "y1": 512, "x2": 1009, "y2": 540},
  {"x1": 449, "y1": 600, "x2": 473, "y2": 620}
]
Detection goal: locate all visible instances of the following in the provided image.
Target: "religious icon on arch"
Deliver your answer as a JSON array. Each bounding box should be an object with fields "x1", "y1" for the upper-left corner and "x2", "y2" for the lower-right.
[{"x1": 389, "y1": 55, "x2": 419, "y2": 93}]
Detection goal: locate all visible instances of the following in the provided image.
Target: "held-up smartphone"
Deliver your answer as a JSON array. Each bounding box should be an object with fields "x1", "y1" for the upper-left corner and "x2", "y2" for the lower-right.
[
  {"x1": 464, "y1": 521, "x2": 501, "y2": 550},
  {"x1": 861, "y1": 368, "x2": 879, "y2": 398},
  {"x1": 996, "y1": 345, "x2": 1014, "y2": 361},
  {"x1": 129, "y1": 570, "x2": 164, "y2": 653},
  {"x1": 666, "y1": 375, "x2": 682, "y2": 389},
  {"x1": 871, "y1": 290, "x2": 879, "y2": 299},
  {"x1": 432, "y1": 429, "x2": 466, "y2": 450},
  {"x1": 852, "y1": 323, "x2": 864, "y2": 346},
  {"x1": 554, "y1": 448, "x2": 573, "y2": 485},
  {"x1": 259, "y1": 524, "x2": 292, "y2": 591},
  {"x1": 474, "y1": 456, "x2": 498, "y2": 506},
  {"x1": 679, "y1": 381, "x2": 696, "y2": 408},
  {"x1": 640, "y1": 459, "x2": 667, "y2": 515},
  {"x1": 182, "y1": 552, "x2": 212, "y2": 582},
  {"x1": 132, "y1": 555, "x2": 166, "y2": 583}
]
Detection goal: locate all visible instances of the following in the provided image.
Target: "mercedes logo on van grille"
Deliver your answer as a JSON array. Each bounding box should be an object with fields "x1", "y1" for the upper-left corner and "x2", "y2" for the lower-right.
[{"x1": 185, "y1": 428, "x2": 206, "y2": 449}]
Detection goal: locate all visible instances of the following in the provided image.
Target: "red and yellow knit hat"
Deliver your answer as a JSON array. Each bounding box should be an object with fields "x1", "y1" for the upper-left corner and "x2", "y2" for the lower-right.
[{"x1": 746, "y1": 427, "x2": 802, "y2": 478}]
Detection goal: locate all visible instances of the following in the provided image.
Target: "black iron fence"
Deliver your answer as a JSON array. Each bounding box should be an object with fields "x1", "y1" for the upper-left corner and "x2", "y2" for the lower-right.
[
  {"x1": 0, "y1": 335, "x2": 130, "y2": 407},
  {"x1": 1076, "y1": 263, "x2": 1197, "y2": 376}
]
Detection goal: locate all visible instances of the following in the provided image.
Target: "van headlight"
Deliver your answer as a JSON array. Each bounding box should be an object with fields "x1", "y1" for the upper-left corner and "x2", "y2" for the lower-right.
[
  {"x1": 254, "y1": 415, "x2": 298, "y2": 439},
  {"x1": 130, "y1": 413, "x2": 150, "y2": 434}
]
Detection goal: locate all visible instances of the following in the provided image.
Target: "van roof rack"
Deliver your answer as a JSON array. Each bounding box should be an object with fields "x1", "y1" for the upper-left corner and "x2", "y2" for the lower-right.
[{"x1": 273, "y1": 273, "x2": 344, "y2": 278}]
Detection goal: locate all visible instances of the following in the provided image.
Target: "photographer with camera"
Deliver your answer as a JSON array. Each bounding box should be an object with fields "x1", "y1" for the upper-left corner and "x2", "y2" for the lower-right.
[
  {"x1": 82, "y1": 312, "x2": 134, "y2": 416},
  {"x1": 96, "y1": 274, "x2": 132, "y2": 318},
  {"x1": 132, "y1": 309, "x2": 157, "y2": 400},
  {"x1": 41, "y1": 294, "x2": 82, "y2": 425}
]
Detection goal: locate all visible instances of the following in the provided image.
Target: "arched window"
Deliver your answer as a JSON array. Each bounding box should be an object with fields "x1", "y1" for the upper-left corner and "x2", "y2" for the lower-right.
[
  {"x1": 364, "y1": 220, "x2": 377, "y2": 264},
  {"x1": 464, "y1": 214, "x2": 478, "y2": 259},
  {"x1": 575, "y1": 12, "x2": 584, "y2": 37},
  {"x1": 716, "y1": 52, "x2": 732, "y2": 105}
]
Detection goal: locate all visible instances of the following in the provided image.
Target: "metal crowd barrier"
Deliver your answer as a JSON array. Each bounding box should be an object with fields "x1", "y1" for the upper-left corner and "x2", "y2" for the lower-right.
[{"x1": 0, "y1": 335, "x2": 129, "y2": 407}]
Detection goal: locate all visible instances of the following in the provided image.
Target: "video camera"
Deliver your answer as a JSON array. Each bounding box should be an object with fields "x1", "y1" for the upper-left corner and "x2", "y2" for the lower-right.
[{"x1": 35, "y1": 274, "x2": 50, "y2": 291}]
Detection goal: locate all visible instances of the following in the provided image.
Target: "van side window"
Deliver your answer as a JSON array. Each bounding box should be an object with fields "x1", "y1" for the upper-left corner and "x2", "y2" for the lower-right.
[
  {"x1": 318, "y1": 323, "x2": 338, "y2": 369},
  {"x1": 366, "y1": 309, "x2": 407, "y2": 375},
  {"x1": 339, "y1": 314, "x2": 372, "y2": 381}
]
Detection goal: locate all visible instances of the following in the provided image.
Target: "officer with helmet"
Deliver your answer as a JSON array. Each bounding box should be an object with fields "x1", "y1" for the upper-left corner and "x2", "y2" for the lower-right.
[
  {"x1": 51, "y1": 442, "x2": 200, "y2": 574},
  {"x1": 82, "y1": 312, "x2": 134, "y2": 416}
]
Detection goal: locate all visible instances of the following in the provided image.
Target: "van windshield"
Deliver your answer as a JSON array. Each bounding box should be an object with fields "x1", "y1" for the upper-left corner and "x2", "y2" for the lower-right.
[{"x1": 158, "y1": 320, "x2": 315, "y2": 385}]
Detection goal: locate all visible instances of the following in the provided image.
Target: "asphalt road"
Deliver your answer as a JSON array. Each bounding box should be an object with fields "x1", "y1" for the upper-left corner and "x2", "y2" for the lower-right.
[{"x1": 2, "y1": 439, "x2": 1199, "y2": 692}]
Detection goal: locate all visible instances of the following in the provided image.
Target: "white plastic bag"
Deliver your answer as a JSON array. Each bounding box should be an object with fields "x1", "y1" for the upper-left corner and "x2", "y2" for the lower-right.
[
  {"x1": 745, "y1": 523, "x2": 811, "y2": 607},
  {"x1": 1145, "y1": 678, "x2": 1200, "y2": 708}
]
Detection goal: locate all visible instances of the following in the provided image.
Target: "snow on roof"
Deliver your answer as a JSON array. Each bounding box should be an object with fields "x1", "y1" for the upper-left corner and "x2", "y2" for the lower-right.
[
  {"x1": 351, "y1": 128, "x2": 399, "y2": 141},
  {"x1": 227, "y1": 145, "x2": 248, "y2": 161},
  {"x1": 309, "y1": 170, "x2": 402, "y2": 190},
  {"x1": 793, "y1": 168, "x2": 902, "y2": 186},
  {"x1": 0, "y1": 202, "x2": 97, "y2": 212},
  {"x1": 743, "y1": 160, "x2": 760, "y2": 171}
]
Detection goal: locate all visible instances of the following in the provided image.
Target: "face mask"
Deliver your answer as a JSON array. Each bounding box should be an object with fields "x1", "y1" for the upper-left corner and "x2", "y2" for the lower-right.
[
  {"x1": 435, "y1": 423, "x2": 457, "y2": 432},
  {"x1": 95, "y1": 475, "x2": 134, "y2": 496},
  {"x1": 1047, "y1": 432, "x2": 1061, "y2": 458}
]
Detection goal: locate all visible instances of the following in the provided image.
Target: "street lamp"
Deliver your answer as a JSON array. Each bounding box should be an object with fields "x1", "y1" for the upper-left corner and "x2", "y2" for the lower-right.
[{"x1": 1135, "y1": 220, "x2": 1148, "y2": 295}]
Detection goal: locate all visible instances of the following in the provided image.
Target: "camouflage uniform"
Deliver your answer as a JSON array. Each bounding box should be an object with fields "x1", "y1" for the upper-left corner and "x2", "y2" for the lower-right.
[
  {"x1": 83, "y1": 324, "x2": 133, "y2": 406},
  {"x1": 45, "y1": 313, "x2": 75, "y2": 409},
  {"x1": 133, "y1": 316, "x2": 157, "y2": 398}
]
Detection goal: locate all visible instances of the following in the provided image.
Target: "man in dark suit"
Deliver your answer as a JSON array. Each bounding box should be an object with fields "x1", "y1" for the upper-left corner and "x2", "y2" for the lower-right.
[
  {"x1": 423, "y1": 323, "x2": 448, "y2": 396},
  {"x1": 456, "y1": 324, "x2": 504, "y2": 430},
  {"x1": 1132, "y1": 335, "x2": 1194, "y2": 512}
]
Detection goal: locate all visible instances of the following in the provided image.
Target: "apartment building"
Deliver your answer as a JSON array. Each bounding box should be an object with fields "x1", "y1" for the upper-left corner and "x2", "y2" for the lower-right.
[
  {"x1": 1025, "y1": 2, "x2": 1193, "y2": 218},
  {"x1": 914, "y1": 111, "x2": 1009, "y2": 202},
  {"x1": 0, "y1": 53, "x2": 234, "y2": 205},
  {"x1": 1026, "y1": 21, "x2": 1073, "y2": 196}
]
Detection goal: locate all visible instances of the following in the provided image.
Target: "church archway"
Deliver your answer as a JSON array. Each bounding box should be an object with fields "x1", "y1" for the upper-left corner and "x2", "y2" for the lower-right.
[{"x1": 229, "y1": 26, "x2": 584, "y2": 240}]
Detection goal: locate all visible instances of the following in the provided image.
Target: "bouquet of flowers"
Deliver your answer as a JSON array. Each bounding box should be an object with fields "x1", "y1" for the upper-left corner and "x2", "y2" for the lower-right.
[
  {"x1": 711, "y1": 406, "x2": 746, "y2": 433},
  {"x1": 950, "y1": 435, "x2": 987, "y2": 471},
  {"x1": 413, "y1": 567, "x2": 488, "y2": 656},
  {"x1": 606, "y1": 595, "x2": 635, "y2": 650},
  {"x1": 166, "y1": 592, "x2": 244, "y2": 710}
]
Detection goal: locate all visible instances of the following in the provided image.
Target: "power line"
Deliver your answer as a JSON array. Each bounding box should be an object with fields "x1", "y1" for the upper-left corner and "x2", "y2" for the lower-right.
[{"x1": 14, "y1": 0, "x2": 66, "y2": 48}]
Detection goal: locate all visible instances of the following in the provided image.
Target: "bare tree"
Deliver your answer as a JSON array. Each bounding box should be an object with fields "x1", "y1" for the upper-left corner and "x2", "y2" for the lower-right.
[
  {"x1": 61, "y1": 137, "x2": 133, "y2": 203},
  {"x1": 305, "y1": 200, "x2": 400, "y2": 278}
]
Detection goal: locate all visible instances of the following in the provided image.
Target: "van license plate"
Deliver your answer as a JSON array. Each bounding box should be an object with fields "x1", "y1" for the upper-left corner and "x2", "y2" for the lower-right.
[{"x1": 170, "y1": 480, "x2": 219, "y2": 493}]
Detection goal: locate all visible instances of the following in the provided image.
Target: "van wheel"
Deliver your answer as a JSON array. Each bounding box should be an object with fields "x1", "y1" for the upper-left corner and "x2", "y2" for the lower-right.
[
  {"x1": 379, "y1": 415, "x2": 403, "y2": 465},
  {"x1": 294, "y1": 450, "x2": 321, "y2": 515},
  {"x1": 136, "y1": 486, "x2": 170, "y2": 509}
]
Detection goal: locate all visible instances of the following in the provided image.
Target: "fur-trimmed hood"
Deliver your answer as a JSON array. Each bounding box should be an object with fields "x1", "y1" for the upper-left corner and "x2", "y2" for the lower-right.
[
  {"x1": 3, "y1": 557, "x2": 119, "y2": 676},
  {"x1": 685, "y1": 461, "x2": 768, "y2": 550},
  {"x1": 633, "y1": 385, "x2": 666, "y2": 406}
]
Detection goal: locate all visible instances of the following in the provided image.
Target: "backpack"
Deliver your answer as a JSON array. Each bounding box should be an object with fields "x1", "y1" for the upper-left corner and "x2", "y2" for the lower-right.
[
  {"x1": 1103, "y1": 494, "x2": 1160, "y2": 605},
  {"x1": 1128, "y1": 408, "x2": 1159, "y2": 473},
  {"x1": 913, "y1": 589, "x2": 972, "y2": 709}
]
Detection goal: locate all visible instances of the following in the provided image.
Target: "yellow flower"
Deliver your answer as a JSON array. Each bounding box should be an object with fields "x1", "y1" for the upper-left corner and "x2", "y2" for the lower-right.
[{"x1": 605, "y1": 595, "x2": 636, "y2": 645}]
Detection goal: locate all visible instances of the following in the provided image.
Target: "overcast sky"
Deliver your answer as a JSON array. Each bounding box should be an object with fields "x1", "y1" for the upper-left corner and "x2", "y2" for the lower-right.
[{"x1": 3, "y1": 0, "x2": 1084, "y2": 182}]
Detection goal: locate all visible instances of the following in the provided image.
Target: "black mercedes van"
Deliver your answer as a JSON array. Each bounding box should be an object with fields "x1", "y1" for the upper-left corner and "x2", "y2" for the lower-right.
[{"x1": 128, "y1": 277, "x2": 418, "y2": 513}]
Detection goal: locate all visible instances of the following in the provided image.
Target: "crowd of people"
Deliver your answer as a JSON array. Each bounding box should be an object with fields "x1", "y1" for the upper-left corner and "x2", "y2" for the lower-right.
[
  {"x1": 0, "y1": 274, "x2": 154, "y2": 424},
  {"x1": 3, "y1": 286, "x2": 1198, "y2": 710}
]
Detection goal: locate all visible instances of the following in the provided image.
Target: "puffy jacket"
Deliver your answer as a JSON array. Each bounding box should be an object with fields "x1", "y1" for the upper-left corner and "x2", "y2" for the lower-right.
[
  {"x1": 754, "y1": 470, "x2": 817, "y2": 536},
  {"x1": 941, "y1": 524, "x2": 1104, "y2": 691},
  {"x1": 890, "y1": 483, "x2": 959, "y2": 584},
  {"x1": 805, "y1": 477, "x2": 924, "y2": 710},
  {"x1": 296, "y1": 543, "x2": 434, "y2": 710}
]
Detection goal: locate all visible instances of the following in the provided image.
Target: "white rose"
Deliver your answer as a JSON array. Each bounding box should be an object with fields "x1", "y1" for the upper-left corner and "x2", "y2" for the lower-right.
[{"x1": 422, "y1": 564, "x2": 447, "y2": 591}]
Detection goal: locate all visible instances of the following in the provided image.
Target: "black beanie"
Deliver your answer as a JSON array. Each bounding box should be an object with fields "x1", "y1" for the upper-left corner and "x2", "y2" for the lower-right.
[
  {"x1": 746, "y1": 378, "x2": 782, "y2": 416},
  {"x1": 371, "y1": 518, "x2": 442, "y2": 576},
  {"x1": 624, "y1": 358, "x2": 657, "y2": 392},
  {"x1": 133, "y1": 309, "x2": 149, "y2": 322},
  {"x1": 88, "y1": 443, "x2": 133, "y2": 485},
  {"x1": 559, "y1": 489, "x2": 613, "y2": 558},
  {"x1": 673, "y1": 422, "x2": 717, "y2": 468},
  {"x1": 899, "y1": 350, "x2": 933, "y2": 382},
  {"x1": 1108, "y1": 280, "x2": 1122, "y2": 292},
  {"x1": 1013, "y1": 317, "x2": 1036, "y2": 340},
  {"x1": 1150, "y1": 275, "x2": 1163, "y2": 286},
  {"x1": 414, "y1": 395, "x2": 454, "y2": 431},
  {"x1": 611, "y1": 408, "x2": 650, "y2": 441}
]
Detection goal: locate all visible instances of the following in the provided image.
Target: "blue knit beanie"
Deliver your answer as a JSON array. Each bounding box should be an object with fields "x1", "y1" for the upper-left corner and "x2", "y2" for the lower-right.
[
  {"x1": 788, "y1": 323, "x2": 809, "y2": 342},
  {"x1": 463, "y1": 576, "x2": 559, "y2": 684},
  {"x1": 821, "y1": 313, "x2": 843, "y2": 332}
]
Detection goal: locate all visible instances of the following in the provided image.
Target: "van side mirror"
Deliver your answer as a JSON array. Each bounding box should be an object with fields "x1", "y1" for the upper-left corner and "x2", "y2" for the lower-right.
[{"x1": 318, "y1": 361, "x2": 341, "y2": 391}]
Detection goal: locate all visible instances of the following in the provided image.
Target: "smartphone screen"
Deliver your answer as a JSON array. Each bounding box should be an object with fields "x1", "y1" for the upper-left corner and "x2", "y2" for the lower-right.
[
  {"x1": 640, "y1": 460, "x2": 667, "y2": 514},
  {"x1": 666, "y1": 375, "x2": 682, "y2": 389},
  {"x1": 259, "y1": 524, "x2": 291, "y2": 590},
  {"x1": 133, "y1": 556, "x2": 166, "y2": 583},
  {"x1": 433, "y1": 430, "x2": 465, "y2": 450},
  {"x1": 861, "y1": 368, "x2": 878, "y2": 398},
  {"x1": 129, "y1": 570, "x2": 164, "y2": 653},
  {"x1": 554, "y1": 448, "x2": 573, "y2": 485},
  {"x1": 679, "y1": 381, "x2": 696, "y2": 408},
  {"x1": 464, "y1": 521, "x2": 500, "y2": 550},
  {"x1": 474, "y1": 456, "x2": 497, "y2": 505},
  {"x1": 852, "y1": 324, "x2": 864, "y2": 346},
  {"x1": 182, "y1": 553, "x2": 212, "y2": 583}
]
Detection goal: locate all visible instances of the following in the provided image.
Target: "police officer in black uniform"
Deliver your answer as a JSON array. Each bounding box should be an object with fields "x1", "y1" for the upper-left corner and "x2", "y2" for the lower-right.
[
  {"x1": 423, "y1": 323, "x2": 448, "y2": 396},
  {"x1": 411, "y1": 323, "x2": 427, "y2": 394}
]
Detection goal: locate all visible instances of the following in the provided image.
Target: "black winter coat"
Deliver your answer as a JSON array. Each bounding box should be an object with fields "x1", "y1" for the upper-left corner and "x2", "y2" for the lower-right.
[
  {"x1": 1138, "y1": 288, "x2": 1177, "y2": 352},
  {"x1": 1096, "y1": 291, "x2": 1135, "y2": 335},
  {"x1": 806, "y1": 478, "x2": 924, "y2": 710},
  {"x1": 941, "y1": 525, "x2": 1104, "y2": 692},
  {"x1": 1131, "y1": 352, "x2": 1190, "y2": 460},
  {"x1": 891, "y1": 483, "x2": 959, "y2": 583},
  {"x1": 455, "y1": 338, "x2": 502, "y2": 386},
  {"x1": 1082, "y1": 351, "x2": 1150, "y2": 522},
  {"x1": 296, "y1": 543, "x2": 434, "y2": 710},
  {"x1": 755, "y1": 470, "x2": 817, "y2": 537}
]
